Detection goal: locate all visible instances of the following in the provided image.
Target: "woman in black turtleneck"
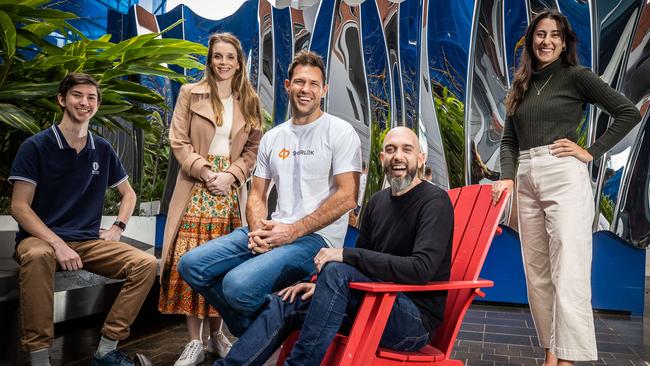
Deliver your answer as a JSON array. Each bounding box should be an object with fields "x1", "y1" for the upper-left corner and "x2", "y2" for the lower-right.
[{"x1": 491, "y1": 9, "x2": 640, "y2": 366}]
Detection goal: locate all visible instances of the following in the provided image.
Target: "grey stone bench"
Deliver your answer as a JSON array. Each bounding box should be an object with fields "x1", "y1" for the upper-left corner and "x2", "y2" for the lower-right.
[{"x1": 0, "y1": 231, "x2": 156, "y2": 323}]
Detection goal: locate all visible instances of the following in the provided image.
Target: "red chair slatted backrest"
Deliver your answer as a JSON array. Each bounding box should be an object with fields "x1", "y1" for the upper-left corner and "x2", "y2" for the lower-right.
[{"x1": 431, "y1": 185, "x2": 508, "y2": 357}]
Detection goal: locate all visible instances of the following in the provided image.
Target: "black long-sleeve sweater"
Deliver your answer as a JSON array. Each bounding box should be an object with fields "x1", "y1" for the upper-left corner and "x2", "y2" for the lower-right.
[
  {"x1": 342, "y1": 182, "x2": 453, "y2": 334},
  {"x1": 500, "y1": 58, "x2": 641, "y2": 180}
]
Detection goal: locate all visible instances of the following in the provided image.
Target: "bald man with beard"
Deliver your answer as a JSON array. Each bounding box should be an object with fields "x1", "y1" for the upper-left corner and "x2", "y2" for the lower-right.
[{"x1": 214, "y1": 127, "x2": 454, "y2": 366}]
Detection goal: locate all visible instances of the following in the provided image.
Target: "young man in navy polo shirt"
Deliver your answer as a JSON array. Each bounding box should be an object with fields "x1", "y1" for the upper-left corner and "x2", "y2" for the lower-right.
[{"x1": 9, "y1": 73, "x2": 157, "y2": 366}]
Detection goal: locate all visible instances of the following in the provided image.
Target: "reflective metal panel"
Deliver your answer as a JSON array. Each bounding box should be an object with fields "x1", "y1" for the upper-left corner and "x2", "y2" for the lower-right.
[
  {"x1": 378, "y1": 0, "x2": 403, "y2": 125},
  {"x1": 527, "y1": 0, "x2": 558, "y2": 16},
  {"x1": 291, "y1": 8, "x2": 312, "y2": 52},
  {"x1": 465, "y1": 0, "x2": 508, "y2": 184},
  {"x1": 609, "y1": 3, "x2": 650, "y2": 247},
  {"x1": 595, "y1": 0, "x2": 640, "y2": 75},
  {"x1": 326, "y1": 0, "x2": 371, "y2": 161},
  {"x1": 357, "y1": 0, "x2": 391, "y2": 210},
  {"x1": 503, "y1": 0, "x2": 528, "y2": 82},
  {"x1": 428, "y1": 0, "x2": 474, "y2": 188},
  {"x1": 399, "y1": 0, "x2": 421, "y2": 128},
  {"x1": 310, "y1": 0, "x2": 336, "y2": 65},
  {"x1": 272, "y1": 7, "x2": 292, "y2": 122},
  {"x1": 557, "y1": 1, "x2": 592, "y2": 187},
  {"x1": 591, "y1": 0, "x2": 641, "y2": 231},
  {"x1": 557, "y1": 0, "x2": 591, "y2": 68},
  {"x1": 589, "y1": 0, "x2": 638, "y2": 184},
  {"x1": 360, "y1": 0, "x2": 390, "y2": 126},
  {"x1": 621, "y1": 5, "x2": 650, "y2": 106},
  {"x1": 420, "y1": 0, "x2": 449, "y2": 188},
  {"x1": 258, "y1": 0, "x2": 275, "y2": 119}
]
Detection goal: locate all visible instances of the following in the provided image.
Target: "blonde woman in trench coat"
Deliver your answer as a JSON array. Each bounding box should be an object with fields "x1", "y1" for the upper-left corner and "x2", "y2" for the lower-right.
[{"x1": 158, "y1": 33, "x2": 262, "y2": 366}]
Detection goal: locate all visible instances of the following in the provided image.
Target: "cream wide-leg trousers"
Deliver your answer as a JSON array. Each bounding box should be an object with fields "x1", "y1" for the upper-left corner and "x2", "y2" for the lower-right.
[{"x1": 516, "y1": 145, "x2": 597, "y2": 361}]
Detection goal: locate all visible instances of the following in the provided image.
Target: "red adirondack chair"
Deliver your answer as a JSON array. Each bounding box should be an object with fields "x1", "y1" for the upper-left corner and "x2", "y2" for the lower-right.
[{"x1": 276, "y1": 184, "x2": 509, "y2": 366}]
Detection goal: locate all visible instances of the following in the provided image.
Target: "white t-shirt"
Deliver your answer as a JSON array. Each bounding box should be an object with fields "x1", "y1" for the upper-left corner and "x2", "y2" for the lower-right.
[{"x1": 255, "y1": 113, "x2": 362, "y2": 248}]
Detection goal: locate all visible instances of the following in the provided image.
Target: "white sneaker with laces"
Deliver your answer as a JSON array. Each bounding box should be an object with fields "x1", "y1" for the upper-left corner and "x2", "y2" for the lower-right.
[
  {"x1": 206, "y1": 331, "x2": 232, "y2": 358},
  {"x1": 174, "y1": 340, "x2": 205, "y2": 366}
]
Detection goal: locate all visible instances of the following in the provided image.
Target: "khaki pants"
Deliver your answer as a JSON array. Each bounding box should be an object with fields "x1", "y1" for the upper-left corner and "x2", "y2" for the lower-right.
[
  {"x1": 516, "y1": 145, "x2": 597, "y2": 361},
  {"x1": 15, "y1": 237, "x2": 158, "y2": 351}
]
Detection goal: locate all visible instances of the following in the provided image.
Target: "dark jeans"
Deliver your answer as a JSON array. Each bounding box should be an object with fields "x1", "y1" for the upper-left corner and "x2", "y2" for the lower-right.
[
  {"x1": 214, "y1": 262, "x2": 431, "y2": 366},
  {"x1": 178, "y1": 227, "x2": 327, "y2": 336}
]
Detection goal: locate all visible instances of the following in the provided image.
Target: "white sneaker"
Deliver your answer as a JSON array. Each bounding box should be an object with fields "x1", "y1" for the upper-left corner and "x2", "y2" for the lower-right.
[
  {"x1": 174, "y1": 340, "x2": 205, "y2": 366},
  {"x1": 206, "y1": 331, "x2": 232, "y2": 358}
]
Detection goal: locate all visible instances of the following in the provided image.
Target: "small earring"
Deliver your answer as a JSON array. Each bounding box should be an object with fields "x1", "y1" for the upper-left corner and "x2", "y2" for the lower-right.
[{"x1": 562, "y1": 46, "x2": 566, "y2": 51}]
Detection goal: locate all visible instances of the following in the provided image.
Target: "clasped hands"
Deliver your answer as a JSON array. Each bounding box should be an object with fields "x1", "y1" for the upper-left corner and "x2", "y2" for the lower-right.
[
  {"x1": 247, "y1": 219, "x2": 299, "y2": 253},
  {"x1": 247, "y1": 220, "x2": 343, "y2": 272},
  {"x1": 201, "y1": 167, "x2": 235, "y2": 196}
]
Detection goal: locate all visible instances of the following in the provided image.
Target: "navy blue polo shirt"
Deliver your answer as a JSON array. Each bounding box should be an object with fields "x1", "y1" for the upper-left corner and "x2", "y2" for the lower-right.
[{"x1": 9, "y1": 125, "x2": 128, "y2": 244}]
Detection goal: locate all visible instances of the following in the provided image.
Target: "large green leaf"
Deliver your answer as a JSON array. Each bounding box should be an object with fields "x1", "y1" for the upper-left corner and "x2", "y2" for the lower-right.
[
  {"x1": 97, "y1": 34, "x2": 111, "y2": 42},
  {"x1": 96, "y1": 104, "x2": 134, "y2": 116},
  {"x1": 0, "y1": 81, "x2": 58, "y2": 99},
  {"x1": 28, "y1": 55, "x2": 82, "y2": 69},
  {"x1": 85, "y1": 39, "x2": 113, "y2": 51},
  {"x1": 16, "y1": 28, "x2": 63, "y2": 55},
  {"x1": 8, "y1": 5, "x2": 76, "y2": 19},
  {"x1": 0, "y1": 9, "x2": 16, "y2": 59},
  {"x1": 141, "y1": 38, "x2": 207, "y2": 53},
  {"x1": 96, "y1": 33, "x2": 158, "y2": 62},
  {"x1": 158, "y1": 18, "x2": 183, "y2": 36},
  {"x1": 48, "y1": 19, "x2": 86, "y2": 41},
  {"x1": 106, "y1": 79, "x2": 164, "y2": 103},
  {"x1": 100, "y1": 64, "x2": 187, "y2": 83},
  {"x1": 0, "y1": 103, "x2": 40, "y2": 134},
  {"x1": 126, "y1": 64, "x2": 188, "y2": 81},
  {"x1": 122, "y1": 46, "x2": 202, "y2": 63},
  {"x1": 124, "y1": 53, "x2": 203, "y2": 69},
  {"x1": 63, "y1": 40, "x2": 86, "y2": 56},
  {"x1": 13, "y1": 0, "x2": 51, "y2": 7},
  {"x1": 20, "y1": 22, "x2": 57, "y2": 37},
  {"x1": 29, "y1": 97, "x2": 60, "y2": 112}
]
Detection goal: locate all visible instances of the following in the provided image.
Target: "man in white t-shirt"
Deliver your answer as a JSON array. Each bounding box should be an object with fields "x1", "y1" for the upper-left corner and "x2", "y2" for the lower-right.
[{"x1": 179, "y1": 51, "x2": 362, "y2": 338}]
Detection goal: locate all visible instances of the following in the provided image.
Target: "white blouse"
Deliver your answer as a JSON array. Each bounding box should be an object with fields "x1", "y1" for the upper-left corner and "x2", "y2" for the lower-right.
[{"x1": 208, "y1": 95, "x2": 233, "y2": 157}]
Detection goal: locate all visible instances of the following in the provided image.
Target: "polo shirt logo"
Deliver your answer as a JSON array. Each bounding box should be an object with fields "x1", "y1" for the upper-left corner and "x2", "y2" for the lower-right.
[{"x1": 92, "y1": 162, "x2": 100, "y2": 175}]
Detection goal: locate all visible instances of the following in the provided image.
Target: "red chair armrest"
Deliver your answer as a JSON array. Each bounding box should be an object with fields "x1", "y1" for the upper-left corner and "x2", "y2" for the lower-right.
[{"x1": 348, "y1": 279, "x2": 494, "y2": 292}]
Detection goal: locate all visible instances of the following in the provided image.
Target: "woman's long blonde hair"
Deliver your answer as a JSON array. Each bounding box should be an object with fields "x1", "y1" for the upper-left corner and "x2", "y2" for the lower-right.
[{"x1": 198, "y1": 32, "x2": 262, "y2": 131}]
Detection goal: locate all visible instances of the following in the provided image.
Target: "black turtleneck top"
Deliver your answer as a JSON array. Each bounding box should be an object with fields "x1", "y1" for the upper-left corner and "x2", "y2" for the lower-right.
[{"x1": 500, "y1": 59, "x2": 641, "y2": 180}]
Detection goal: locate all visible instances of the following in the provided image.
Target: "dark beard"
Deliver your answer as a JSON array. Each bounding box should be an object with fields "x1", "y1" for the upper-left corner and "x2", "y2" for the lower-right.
[{"x1": 383, "y1": 164, "x2": 417, "y2": 195}]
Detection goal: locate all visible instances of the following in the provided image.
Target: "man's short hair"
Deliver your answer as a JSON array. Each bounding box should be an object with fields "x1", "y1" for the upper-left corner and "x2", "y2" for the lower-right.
[
  {"x1": 58, "y1": 73, "x2": 101, "y2": 103},
  {"x1": 287, "y1": 51, "x2": 326, "y2": 83}
]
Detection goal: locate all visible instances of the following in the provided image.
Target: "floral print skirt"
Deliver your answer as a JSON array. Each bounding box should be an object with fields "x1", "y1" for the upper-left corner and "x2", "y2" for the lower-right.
[{"x1": 158, "y1": 155, "x2": 241, "y2": 318}]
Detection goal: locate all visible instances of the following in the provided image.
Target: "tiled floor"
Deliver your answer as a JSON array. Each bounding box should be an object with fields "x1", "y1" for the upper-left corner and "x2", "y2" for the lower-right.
[
  {"x1": 452, "y1": 303, "x2": 650, "y2": 365},
  {"x1": 10, "y1": 283, "x2": 650, "y2": 365}
]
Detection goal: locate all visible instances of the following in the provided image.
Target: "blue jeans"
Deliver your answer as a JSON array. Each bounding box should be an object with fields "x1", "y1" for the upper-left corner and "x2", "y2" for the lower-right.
[
  {"x1": 214, "y1": 262, "x2": 431, "y2": 366},
  {"x1": 177, "y1": 227, "x2": 326, "y2": 337}
]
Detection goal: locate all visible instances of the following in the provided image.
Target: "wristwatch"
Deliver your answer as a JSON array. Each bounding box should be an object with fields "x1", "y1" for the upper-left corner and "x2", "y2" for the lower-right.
[{"x1": 113, "y1": 220, "x2": 127, "y2": 231}]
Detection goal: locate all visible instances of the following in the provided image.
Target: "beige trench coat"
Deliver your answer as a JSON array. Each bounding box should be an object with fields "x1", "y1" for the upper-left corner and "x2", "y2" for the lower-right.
[{"x1": 160, "y1": 81, "x2": 262, "y2": 282}]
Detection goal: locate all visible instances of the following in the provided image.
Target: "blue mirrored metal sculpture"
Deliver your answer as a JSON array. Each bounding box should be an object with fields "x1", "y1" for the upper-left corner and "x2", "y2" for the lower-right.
[
  {"x1": 103, "y1": 0, "x2": 649, "y2": 253},
  {"x1": 326, "y1": 1, "x2": 371, "y2": 162},
  {"x1": 465, "y1": 0, "x2": 508, "y2": 185}
]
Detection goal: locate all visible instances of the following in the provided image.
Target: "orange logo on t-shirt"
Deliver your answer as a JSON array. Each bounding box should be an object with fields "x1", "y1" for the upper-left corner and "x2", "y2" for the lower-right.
[{"x1": 278, "y1": 148, "x2": 290, "y2": 160}]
